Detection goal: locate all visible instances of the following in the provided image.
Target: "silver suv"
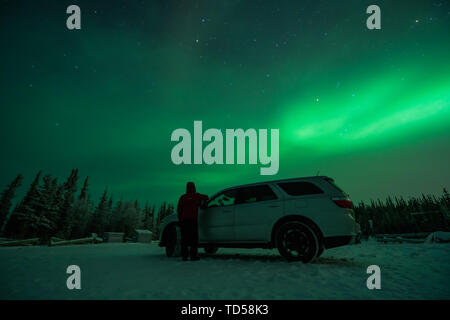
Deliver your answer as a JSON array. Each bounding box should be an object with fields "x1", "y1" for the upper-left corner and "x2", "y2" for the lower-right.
[{"x1": 159, "y1": 176, "x2": 361, "y2": 263}]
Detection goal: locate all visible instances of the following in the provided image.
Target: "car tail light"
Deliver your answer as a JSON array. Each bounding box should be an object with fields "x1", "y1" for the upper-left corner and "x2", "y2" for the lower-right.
[{"x1": 332, "y1": 197, "x2": 353, "y2": 209}]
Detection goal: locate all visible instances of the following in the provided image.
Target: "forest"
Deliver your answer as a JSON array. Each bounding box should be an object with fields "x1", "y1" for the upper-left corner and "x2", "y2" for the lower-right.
[
  {"x1": 0, "y1": 169, "x2": 173, "y2": 243},
  {"x1": 0, "y1": 169, "x2": 449, "y2": 243},
  {"x1": 354, "y1": 189, "x2": 450, "y2": 235}
]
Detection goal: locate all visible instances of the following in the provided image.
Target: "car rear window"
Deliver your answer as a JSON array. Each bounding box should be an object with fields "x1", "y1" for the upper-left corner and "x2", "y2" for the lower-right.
[
  {"x1": 325, "y1": 178, "x2": 345, "y2": 193},
  {"x1": 277, "y1": 181, "x2": 323, "y2": 196}
]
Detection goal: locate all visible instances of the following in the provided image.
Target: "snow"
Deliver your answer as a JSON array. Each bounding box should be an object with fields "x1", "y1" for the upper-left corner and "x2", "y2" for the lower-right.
[
  {"x1": 425, "y1": 231, "x2": 450, "y2": 243},
  {"x1": 1, "y1": 240, "x2": 449, "y2": 299}
]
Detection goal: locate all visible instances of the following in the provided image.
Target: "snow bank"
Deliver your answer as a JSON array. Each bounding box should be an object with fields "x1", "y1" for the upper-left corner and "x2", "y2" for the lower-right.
[
  {"x1": 425, "y1": 231, "x2": 450, "y2": 243},
  {"x1": 0, "y1": 240, "x2": 449, "y2": 299}
]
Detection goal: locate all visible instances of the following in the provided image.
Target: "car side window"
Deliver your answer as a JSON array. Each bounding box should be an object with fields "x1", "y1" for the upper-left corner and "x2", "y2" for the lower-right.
[
  {"x1": 277, "y1": 181, "x2": 324, "y2": 196},
  {"x1": 235, "y1": 185, "x2": 277, "y2": 205},
  {"x1": 207, "y1": 189, "x2": 237, "y2": 208}
]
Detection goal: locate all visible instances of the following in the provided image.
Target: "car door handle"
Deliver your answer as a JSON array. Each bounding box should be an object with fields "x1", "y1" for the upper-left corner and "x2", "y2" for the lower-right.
[
  {"x1": 267, "y1": 205, "x2": 280, "y2": 208},
  {"x1": 223, "y1": 210, "x2": 233, "y2": 213}
]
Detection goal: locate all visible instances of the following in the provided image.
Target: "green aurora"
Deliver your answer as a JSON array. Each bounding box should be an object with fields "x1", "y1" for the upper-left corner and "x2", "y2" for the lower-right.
[{"x1": 0, "y1": 0, "x2": 449, "y2": 205}]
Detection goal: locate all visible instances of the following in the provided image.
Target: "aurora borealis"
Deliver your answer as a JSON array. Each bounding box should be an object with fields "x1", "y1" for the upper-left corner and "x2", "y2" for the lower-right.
[{"x1": 0, "y1": 0, "x2": 449, "y2": 204}]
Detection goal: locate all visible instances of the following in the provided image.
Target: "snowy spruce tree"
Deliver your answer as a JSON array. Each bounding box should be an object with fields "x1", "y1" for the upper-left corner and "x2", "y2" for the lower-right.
[
  {"x1": 88, "y1": 188, "x2": 110, "y2": 236},
  {"x1": 67, "y1": 198, "x2": 92, "y2": 239},
  {"x1": 141, "y1": 201, "x2": 154, "y2": 231},
  {"x1": 57, "y1": 169, "x2": 79, "y2": 238},
  {"x1": 31, "y1": 175, "x2": 60, "y2": 241},
  {"x1": 66, "y1": 176, "x2": 92, "y2": 239},
  {"x1": 104, "y1": 195, "x2": 113, "y2": 231},
  {"x1": 4, "y1": 171, "x2": 42, "y2": 239},
  {"x1": 110, "y1": 197, "x2": 124, "y2": 232},
  {"x1": 0, "y1": 174, "x2": 23, "y2": 234},
  {"x1": 122, "y1": 201, "x2": 140, "y2": 237},
  {"x1": 78, "y1": 176, "x2": 89, "y2": 202}
]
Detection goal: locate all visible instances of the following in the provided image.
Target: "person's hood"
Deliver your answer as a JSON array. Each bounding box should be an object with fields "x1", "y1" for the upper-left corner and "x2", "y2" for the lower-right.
[{"x1": 186, "y1": 182, "x2": 196, "y2": 194}]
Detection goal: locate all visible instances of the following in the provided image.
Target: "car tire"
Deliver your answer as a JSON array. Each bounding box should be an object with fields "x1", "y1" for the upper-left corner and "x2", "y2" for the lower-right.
[
  {"x1": 204, "y1": 246, "x2": 218, "y2": 254},
  {"x1": 165, "y1": 225, "x2": 181, "y2": 257},
  {"x1": 276, "y1": 221, "x2": 319, "y2": 263},
  {"x1": 316, "y1": 244, "x2": 325, "y2": 258}
]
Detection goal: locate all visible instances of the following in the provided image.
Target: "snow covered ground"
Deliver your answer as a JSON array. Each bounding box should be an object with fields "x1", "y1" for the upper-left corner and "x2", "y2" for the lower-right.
[{"x1": 1, "y1": 240, "x2": 449, "y2": 299}]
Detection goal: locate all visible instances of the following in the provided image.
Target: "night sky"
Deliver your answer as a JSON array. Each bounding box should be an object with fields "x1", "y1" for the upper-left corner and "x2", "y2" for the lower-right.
[{"x1": 1, "y1": 0, "x2": 449, "y2": 205}]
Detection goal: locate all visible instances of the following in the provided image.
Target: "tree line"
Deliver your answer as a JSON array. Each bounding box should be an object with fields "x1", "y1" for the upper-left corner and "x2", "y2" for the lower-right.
[
  {"x1": 0, "y1": 170, "x2": 174, "y2": 243},
  {"x1": 354, "y1": 189, "x2": 450, "y2": 235},
  {"x1": 1, "y1": 170, "x2": 449, "y2": 242}
]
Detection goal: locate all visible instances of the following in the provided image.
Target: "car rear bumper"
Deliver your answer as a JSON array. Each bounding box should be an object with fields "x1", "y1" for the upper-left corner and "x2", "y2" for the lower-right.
[{"x1": 323, "y1": 233, "x2": 361, "y2": 249}]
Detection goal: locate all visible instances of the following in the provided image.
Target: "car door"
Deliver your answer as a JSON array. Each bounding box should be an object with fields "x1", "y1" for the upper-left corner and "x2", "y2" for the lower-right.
[
  {"x1": 233, "y1": 184, "x2": 283, "y2": 242},
  {"x1": 198, "y1": 189, "x2": 237, "y2": 242}
]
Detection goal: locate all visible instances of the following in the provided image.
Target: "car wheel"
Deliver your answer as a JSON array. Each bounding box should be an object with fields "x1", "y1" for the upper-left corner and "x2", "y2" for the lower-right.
[
  {"x1": 204, "y1": 246, "x2": 218, "y2": 254},
  {"x1": 165, "y1": 225, "x2": 181, "y2": 257},
  {"x1": 276, "y1": 221, "x2": 319, "y2": 263}
]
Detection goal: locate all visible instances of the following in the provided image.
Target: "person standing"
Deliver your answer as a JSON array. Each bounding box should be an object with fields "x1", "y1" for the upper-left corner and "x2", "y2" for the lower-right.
[{"x1": 177, "y1": 182, "x2": 209, "y2": 261}]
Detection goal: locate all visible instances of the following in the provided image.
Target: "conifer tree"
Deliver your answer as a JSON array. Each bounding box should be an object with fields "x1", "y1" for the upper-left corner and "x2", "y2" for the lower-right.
[
  {"x1": 67, "y1": 177, "x2": 92, "y2": 239},
  {"x1": 89, "y1": 189, "x2": 109, "y2": 236},
  {"x1": 440, "y1": 188, "x2": 449, "y2": 208},
  {"x1": 104, "y1": 195, "x2": 113, "y2": 231},
  {"x1": 79, "y1": 176, "x2": 89, "y2": 201},
  {"x1": 57, "y1": 169, "x2": 79, "y2": 238},
  {"x1": 0, "y1": 174, "x2": 23, "y2": 233},
  {"x1": 68, "y1": 197, "x2": 92, "y2": 239},
  {"x1": 122, "y1": 201, "x2": 140, "y2": 237},
  {"x1": 110, "y1": 197, "x2": 123, "y2": 232},
  {"x1": 150, "y1": 205, "x2": 156, "y2": 231},
  {"x1": 141, "y1": 201, "x2": 152, "y2": 230},
  {"x1": 4, "y1": 171, "x2": 41, "y2": 238},
  {"x1": 32, "y1": 175, "x2": 60, "y2": 241}
]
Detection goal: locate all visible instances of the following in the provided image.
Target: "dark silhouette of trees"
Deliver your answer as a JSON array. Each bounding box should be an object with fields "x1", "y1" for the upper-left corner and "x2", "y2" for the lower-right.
[
  {"x1": 6, "y1": 169, "x2": 447, "y2": 243},
  {"x1": 0, "y1": 174, "x2": 23, "y2": 233},
  {"x1": 110, "y1": 197, "x2": 124, "y2": 232},
  {"x1": 57, "y1": 169, "x2": 79, "y2": 238},
  {"x1": 355, "y1": 188, "x2": 450, "y2": 236},
  {"x1": 122, "y1": 201, "x2": 140, "y2": 238},
  {"x1": 4, "y1": 171, "x2": 42, "y2": 238},
  {"x1": 1, "y1": 169, "x2": 177, "y2": 242},
  {"x1": 141, "y1": 201, "x2": 155, "y2": 231},
  {"x1": 79, "y1": 176, "x2": 89, "y2": 201},
  {"x1": 31, "y1": 174, "x2": 60, "y2": 241},
  {"x1": 88, "y1": 188, "x2": 110, "y2": 237}
]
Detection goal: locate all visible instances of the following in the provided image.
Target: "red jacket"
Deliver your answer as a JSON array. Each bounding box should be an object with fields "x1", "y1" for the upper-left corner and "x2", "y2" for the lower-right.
[{"x1": 177, "y1": 182, "x2": 209, "y2": 221}]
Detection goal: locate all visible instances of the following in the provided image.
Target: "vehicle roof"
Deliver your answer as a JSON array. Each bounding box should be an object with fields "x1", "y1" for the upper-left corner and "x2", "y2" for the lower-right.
[{"x1": 221, "y1": 176, "x2": 332, "y2": 191}]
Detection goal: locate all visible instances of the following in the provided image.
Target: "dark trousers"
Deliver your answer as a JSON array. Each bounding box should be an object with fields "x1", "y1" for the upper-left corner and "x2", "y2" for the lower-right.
[{"x1": 180, "y1": 219, "x2": 198, "y2": 259}]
